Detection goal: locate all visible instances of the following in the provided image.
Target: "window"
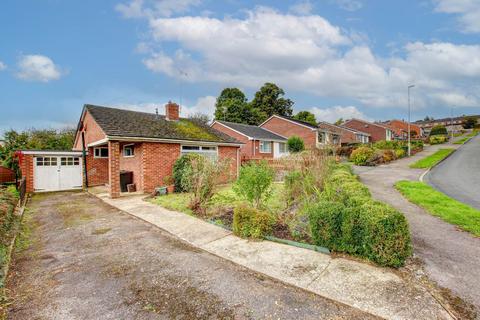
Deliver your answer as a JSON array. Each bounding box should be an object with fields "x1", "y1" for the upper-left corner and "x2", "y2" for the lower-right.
[
  {"x1": 123, "y1": 145, "x2": 134, "y2": 157},
  {"x1": 61, "y1": 157, "x2": 80, "y2": 166},
  {"x1": 259, "y1": 141, "x2": 272, "y2": 153},
  {"x1": 94, "y1": 147, "x2": 108, "y2": 158},
  {"x1": 318, "y1": 131, "x2": 326, "y2": 144},
  {"x1": 181, "y1": 145, "x2": 218, "y2": 160},
  {"x1": 279, "y1": 142, "x2": 287, "y2": 153},
  {"x1": 36, "y1": 157, "x2": 57, "y2": 166}
]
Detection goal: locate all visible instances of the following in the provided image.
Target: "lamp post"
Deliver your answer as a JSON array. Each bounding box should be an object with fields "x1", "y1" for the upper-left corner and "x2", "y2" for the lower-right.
[{"x1": 408, "y1": 85, "x2": 415, "y2": 157}]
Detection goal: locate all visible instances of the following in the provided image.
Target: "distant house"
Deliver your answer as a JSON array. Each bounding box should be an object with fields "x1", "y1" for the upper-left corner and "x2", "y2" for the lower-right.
[
  {"x1": 415, "y1": 115, "x2": 480, "y2": 135},
  {"x1": 211, "y1": 120, "x2": 288, "y2": 159},
  {"x1": 380, "y1": 119, "x2": 422, "y2": 139},
  {"x1": 343, "y1": 119, "x2": 393, "y2": 142},
  {"x1": 259, "y1": 115, "x2": 336, "y2": 149},
  {"x1": 18, "y1": 102, "x2": 242, "y2": 198},
  {"x1": 317, "y1": 122, "x2": 370, "y2": 144}
]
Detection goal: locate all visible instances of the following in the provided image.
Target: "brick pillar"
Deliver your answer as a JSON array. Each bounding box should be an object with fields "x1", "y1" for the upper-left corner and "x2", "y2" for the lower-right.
[
  {"x1": 19, "y1": 155, "x2": 34, "y2": 193},
  {"x1": 108, "y1": 141, "x2": 120, "y2": 198}
]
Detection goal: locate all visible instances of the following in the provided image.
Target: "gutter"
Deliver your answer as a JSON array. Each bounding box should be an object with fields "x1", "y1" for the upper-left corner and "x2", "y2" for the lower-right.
[{"x1": 105, "y1": 135, "x2": 244, "y2": 147}]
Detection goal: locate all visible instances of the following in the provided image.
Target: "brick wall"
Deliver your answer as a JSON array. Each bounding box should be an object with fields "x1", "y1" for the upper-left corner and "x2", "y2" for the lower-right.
[
  {"x1": 261, "y1": 116, "x2": 317, "y2": 149},
  {"x1": 85, "y1": 147, "x2": 109, "y2": 186},
  {"x1": 344, "y1": 120, "x2": 386, "y2": 142},
  {"x1": 119, "y1": 142, "x2": 143, "y2": 190},
  {"x1": 73, "y1": 111, "x2": 106, "y2": 150},
  {"x1": 0, "y1": 166, "x2": 15, "y2": 184},
  {"x1": 141, "y1": 142, "x2": 180, "y2": 193},
  {"x1": 19, "y1": 154, "x2": 34, "y2": 193},
  {"x1": 108, "y1": 141, "x2": 121, "y2": 198},
  {"x1": 218, "y1": 145, "x2": 239, "y2": 182}
]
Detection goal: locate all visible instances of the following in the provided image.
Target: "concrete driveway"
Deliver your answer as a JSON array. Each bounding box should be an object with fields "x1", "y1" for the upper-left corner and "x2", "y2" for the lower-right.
[
  {"x1": 425, "y1": 133, "x2": 480, "y2": 210},
  {"x1": 355, "y1": 144, "x2": 480, "y2": 319},
  {"x1": 7, "y1": 192, "x2": 377, "y2": 320}
]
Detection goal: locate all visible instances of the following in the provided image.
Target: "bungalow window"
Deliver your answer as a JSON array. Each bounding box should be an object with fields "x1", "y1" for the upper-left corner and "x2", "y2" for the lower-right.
[
  {"x1": 318, "y1": 131, "x2": 326, "y2": 144},
  {"x1": 181, "y1": 145, "x2": 218, "y2": 160},
  {"x1": 123, "y1": 145, "x2": 134, "y2": 157},
  {"x1": 259, "y1": 141, "x2": 272, "y2": 153},
  {"x1": 94, "y1": 147, "x2": 109, "y2": 158},
  {"x1": 279, "y1": 142, "x2": 287, "y2": 153}
]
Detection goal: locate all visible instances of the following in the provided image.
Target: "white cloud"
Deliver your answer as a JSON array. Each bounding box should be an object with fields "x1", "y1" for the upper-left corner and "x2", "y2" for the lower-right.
[
  {"x1": 309, "y1": 105, "x2": 371, "y2": 123},
  {"x1": 334, "y1": 0, "x2": 363, "y2": 11},
  {"x1": 116, "y1": 0, "x2": 201, "y2": 18},
  {"x1": 131, "y1": 6, "x2": 480, "y2": 109},
  {"x1": 0, "y1": 61, "x2": 6, "y2": 71},
  {"x1": 289, "y1": 1, "x2": 314, "y2": 15},
  {"x1": 434, "y1": 0, "x2": 480, "y2": 33},
  {"x1": 16, "y1": 54, "x2": 63, "y2": 82}
]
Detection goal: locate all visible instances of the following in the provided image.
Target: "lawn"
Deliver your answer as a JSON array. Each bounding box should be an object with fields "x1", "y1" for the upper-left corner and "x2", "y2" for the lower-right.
[
  {"x1": 409, "y1": 148, "x2": 455, "y2": 169},
  {"x1": 151, "y1": 183, "x2": 286, "y2": 217},
  {"x1": 454, "y1": 137, "x2": 469, "y2": 145},
  {"x1": 395, "y1": 181, "x2": 480, "y2": 237}
]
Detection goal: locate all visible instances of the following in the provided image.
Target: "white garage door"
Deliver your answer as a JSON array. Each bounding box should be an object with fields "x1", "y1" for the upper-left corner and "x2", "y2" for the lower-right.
[{"x1": 34, "y1": 156, "x2": 83, "y2": 192}]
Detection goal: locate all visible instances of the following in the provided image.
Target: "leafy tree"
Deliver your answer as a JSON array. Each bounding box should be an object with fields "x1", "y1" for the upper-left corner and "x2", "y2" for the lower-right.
[
  {"x1": 334, "y1": 118, "x2": 344, "y2": 126},
  {"x1": 423, "y1": 116, "x2": 434, "y2": 121},
  {"x1": 250, "y1": 83, "x2": 294, "y2": 124},
  {"x1": 294, "y1": 111, "x2": 317, "y2": 126},
  {"x1": 214, "y1": 88, "x2": 259, "y2": 125},
  {"x1": 188, "y1": 113, "x2": 211, "y2": 126},
  {"x1": 463, "y1": 116, "x2": 478, "y2": 129},
  {"x1": 287, "y1": 136, "x2": 305, "y2": 153},
  {"x1": 429, "y1": 125, "x2": 448, "y2": 136}
]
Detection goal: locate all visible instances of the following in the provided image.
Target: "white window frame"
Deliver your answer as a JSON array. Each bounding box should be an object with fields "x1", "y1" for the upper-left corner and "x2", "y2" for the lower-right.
[
  {"x1": 278, "y1": 142, "x2": 287, "y2": 154},
  {"x1": 94, "y1": 147, "x2": 109, "y2": 158},
  {"x1": 259, "y1": 141, "x2": 272, "y2": 153},
  {"x1": 123, "y1": 144, "x2": 135, "y2": 157},
  {"x1": 180, "y1": 145, "x2": 218, "y2": 159}
]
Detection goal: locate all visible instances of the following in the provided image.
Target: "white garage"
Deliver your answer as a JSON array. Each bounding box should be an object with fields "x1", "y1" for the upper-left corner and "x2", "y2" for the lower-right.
[{"x1": 23, "y1": 151, "x2": 84, "y2": 192}]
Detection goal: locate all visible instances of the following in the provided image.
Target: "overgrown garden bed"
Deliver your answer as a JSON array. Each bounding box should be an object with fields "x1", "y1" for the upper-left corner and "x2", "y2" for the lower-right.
[
  {"x1": 349, "y1": 140, "x2": 424, "y2": 166},
  {"x1": 152, "y1": 150, "x2": 412, "y2": 268}
]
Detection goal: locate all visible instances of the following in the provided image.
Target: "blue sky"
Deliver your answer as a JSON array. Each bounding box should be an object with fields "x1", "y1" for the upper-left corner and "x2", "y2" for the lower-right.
[{"x1": 1, "y1": 0, "x2": 480, "y2": 134}]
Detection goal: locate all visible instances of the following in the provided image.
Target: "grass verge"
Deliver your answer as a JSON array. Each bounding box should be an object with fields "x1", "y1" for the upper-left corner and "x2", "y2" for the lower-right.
[
  {"x1": 409, "y1": 148, "x2": 455, "y2": 169},
  {"x1": 453, "y1": 137, "x2": 469, "y2": 145},
  {"x1": 395, "y1": 181, "x2": 480, "y2": 237}
]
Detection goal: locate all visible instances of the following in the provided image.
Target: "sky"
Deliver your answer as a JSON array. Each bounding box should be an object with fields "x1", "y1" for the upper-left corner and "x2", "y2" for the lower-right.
[{"x1": 1, "y1": 0, "x2": 480, "y2": 135}]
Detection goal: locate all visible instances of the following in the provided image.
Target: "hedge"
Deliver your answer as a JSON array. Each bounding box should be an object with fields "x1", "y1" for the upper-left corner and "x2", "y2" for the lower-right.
[
  {"x1": 232, "y1": 204, "x2": 275, "y2": 239},
  {"x1": 308, "y1": 165, "x2": 412, "y2": 267}
]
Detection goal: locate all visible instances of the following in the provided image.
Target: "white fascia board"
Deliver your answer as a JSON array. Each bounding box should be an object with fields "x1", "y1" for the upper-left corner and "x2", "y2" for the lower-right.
[
  {"x1": 107, "y1": 135, "x2": 244, "y2": 147},
  {"x1": 21, "y1": 150, "x2": 84, "y2": 156},
  {"x1": 87, "y1": 138, "x2": 109, "y2": 147}
]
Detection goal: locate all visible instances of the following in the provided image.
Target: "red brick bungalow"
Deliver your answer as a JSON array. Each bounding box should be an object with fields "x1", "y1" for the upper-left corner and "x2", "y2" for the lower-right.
[
  {"x1": 19, "y1": 103, "x2": 242, "y2": 198},
  {"x1": 317, "y1": 121, "x2": 370, "y2": 145},
  {"x1": 211, "y1": 120, "x2": 288, "y2": 160},
  {"x1": 380, "y1": 119, "x2": 423, "y2": 139},
  {"x1": 343, "y1": 118, "x2": 393, "y2": 143},
  {"x1": 259, "y1": 115, "x2": 337, "y2": 149}
]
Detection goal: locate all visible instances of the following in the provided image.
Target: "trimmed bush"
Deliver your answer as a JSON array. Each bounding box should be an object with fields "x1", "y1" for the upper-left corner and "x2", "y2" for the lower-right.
[
  {"x1": 429, "y1": 135, "x2": 448, "y2": 145},
  {"x1": 349, "y1": 146, "x2": 375, "y2": 165},
  {"x1": 233, "y1": 161, "x2": 275, "y2": 208},
  {"x1": 287, "y1": 136, "x2": 305, "y2": 153},
  {"x1": 172, "y1": 153, "x2": 201, "y2": 192},
  {"x1": 307, "y1": 165, "x2": 412, "y2": 267},
  {"x1": 232, "y1": 204, "x2": 275, "y2": 239},
  {"x1": 430, "y1": 125, "x2": 448, "y2": 136}
]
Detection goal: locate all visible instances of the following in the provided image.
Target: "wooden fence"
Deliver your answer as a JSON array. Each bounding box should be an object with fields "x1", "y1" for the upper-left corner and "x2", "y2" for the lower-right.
[{"x1": 0, "y1": 166, "x2": 15, "y2": 184}]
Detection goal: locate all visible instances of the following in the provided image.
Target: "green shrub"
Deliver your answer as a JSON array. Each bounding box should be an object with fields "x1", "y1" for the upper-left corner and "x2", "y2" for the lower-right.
[
  {"x1": 287, "y1": 136, "x2": 305, "y2": 153},
  {"x1": 232, "y1": 204, "x2": 275, "y2": 238},
  {"x1": 429, "y1": 135, "x2": 448, "y2": 145},
  {"x1": 395, "y1": 148, "x2": 406, "y2": 158},
  {"x1": 233, "y1": 161, "x2": 275, "y2": 208},
  {"x1": 307, "y1": 165, "x2": 412, "y2": 267},
  {"x1": 284, "y1": 170, "x2": 303, "y2": 202},
  {"x1": 430, "y1": 125, "x2": 448, "y2": 136},
  {"x1": 349, "y1": 146, "x2": 375, "y2": 165},
  {"x1": 172, "y1": 153, "x2": 201, "y2": 192}
]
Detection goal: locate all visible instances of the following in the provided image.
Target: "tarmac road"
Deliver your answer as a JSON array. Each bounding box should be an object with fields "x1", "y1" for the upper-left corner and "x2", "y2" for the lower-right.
[{"x1": 425, "y1": 133, "x2": 480, "y2": 210}]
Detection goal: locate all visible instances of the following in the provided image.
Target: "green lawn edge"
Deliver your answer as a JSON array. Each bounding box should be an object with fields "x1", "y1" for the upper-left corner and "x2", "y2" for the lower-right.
[
  {"x1": 395, "y1": 181, "x2": 480, "y2": 237},
  {"x1": 409, "y1": 148, "x2": 455, "y2": 169}
]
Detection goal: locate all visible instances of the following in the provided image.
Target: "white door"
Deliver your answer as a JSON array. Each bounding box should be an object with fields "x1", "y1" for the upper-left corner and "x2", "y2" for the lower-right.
[
  {"x1": 273, "y1": 142, "x2": 288, "y2": 159},
  {"x1": 34, "y1": 156, "x2": 82, "y2": 192}
]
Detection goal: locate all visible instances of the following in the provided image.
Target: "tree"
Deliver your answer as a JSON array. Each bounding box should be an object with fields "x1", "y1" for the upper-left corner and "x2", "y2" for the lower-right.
[
  {"x1": 423, "y1": 116, "x2": 434, "y2": 121},
  {"x1": 188, "y1": 113, "x2": 211, "y2": 126},
  {"x1": 250, "y1": 83, "x2": 294, "y2": 124},
  {"x1": 294, "y1": 111, "x2": 317, "y2": 126},
  {"x1": 287, "y1": 136, "x2": 305, "y2": 153},
  {"x1": 334, "y1": 118, "x2": 344, "y2": 126},
  {"x1": 463, "y1": 116, "x2": 478, "y2": 129},
  {"x1": 214, "y1": 88, "x2": 258, "y2": 125}
]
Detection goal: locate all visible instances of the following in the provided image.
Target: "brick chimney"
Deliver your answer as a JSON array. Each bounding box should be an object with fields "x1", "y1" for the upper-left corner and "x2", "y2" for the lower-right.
[{"x1": 165, "y1": 101, "x2": 180, "y2": 121}]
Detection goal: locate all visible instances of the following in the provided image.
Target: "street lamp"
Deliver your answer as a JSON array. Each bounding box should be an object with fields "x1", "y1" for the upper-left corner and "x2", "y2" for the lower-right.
[{"x1": 408, "y1": 85, "x2": 415, "y2": 157}]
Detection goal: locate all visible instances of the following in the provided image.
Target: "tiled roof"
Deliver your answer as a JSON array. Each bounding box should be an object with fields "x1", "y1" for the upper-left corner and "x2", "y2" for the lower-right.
[
  {"x1": 84, "y1": 104, "x2": 241, "y2": 144},
  {"x1": 216, "y1": 121, "x2": 287, "y2": 141}
]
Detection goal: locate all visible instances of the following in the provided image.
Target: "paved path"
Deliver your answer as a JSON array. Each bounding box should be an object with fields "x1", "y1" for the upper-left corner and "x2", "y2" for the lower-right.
[
  {"x1": 355, "y1": 143, "x2": 480, "y2": 319},
  {"x1": 93, "y1": 188, "x2": 452, "y2": 320},
  {"x1": 425, "y1": 134, "x2": 480, "y2": 210},
  {"x1": 8, "y1": 192, "x2": 378, "y2": 320}
]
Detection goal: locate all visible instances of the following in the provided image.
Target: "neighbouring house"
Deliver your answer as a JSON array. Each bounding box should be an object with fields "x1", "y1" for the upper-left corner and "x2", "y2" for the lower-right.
[
  {"x1": 415, "y1": 115, "x2": 480, "y2": 135},
  {"x1": 211, "y1": 120, "x2": 288, "y2": 160},
  {"x1": 259, "y1": 115, "x2": 337, "y2": 149},
  {"x1": 343, "y1": 119, "x2": 393, "y2": 142},
  {"x1": 18, "y1": 102, "x2": 242, "y2": 198},
  {"x1": 380, "y1": 119, "x2": 423, "y2": 139},
  {"x1": 317, "y1": 122, "x2": 370, "y2": 145}
]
